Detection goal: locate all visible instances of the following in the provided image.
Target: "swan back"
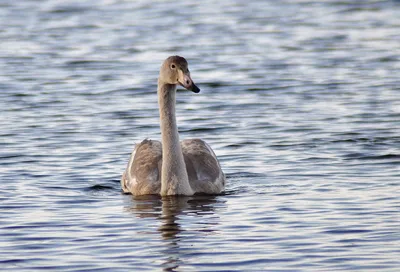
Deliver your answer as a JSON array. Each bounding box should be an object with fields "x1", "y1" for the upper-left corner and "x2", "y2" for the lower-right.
[
  {"x1": 181, "y1": 139, "x2": 225, "y2": 194},
  {"x1": 121, "y1": 140, "x2": 162, "y2": 195}
]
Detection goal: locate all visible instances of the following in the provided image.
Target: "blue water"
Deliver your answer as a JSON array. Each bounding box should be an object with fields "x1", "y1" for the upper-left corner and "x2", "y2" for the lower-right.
[{"x1": 1, "y1": 0, "x2": 399, "y2": 271}]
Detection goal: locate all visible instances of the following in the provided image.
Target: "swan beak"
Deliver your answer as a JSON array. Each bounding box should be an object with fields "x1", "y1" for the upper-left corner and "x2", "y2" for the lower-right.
[
  {"x1": 191, "y1": 82, "x2": 200, "y2": 93},
  {"x1": 179, "y1": 73, "x2": 200, "y2": 93}
]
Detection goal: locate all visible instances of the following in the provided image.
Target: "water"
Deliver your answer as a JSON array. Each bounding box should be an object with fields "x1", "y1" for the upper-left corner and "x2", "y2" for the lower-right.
[{"x1": 1, "y1": 0, "x2": 399, "y2": 271}]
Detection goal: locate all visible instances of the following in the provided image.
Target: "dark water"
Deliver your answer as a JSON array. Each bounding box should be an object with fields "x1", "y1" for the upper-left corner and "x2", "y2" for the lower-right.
[{"x1": 1, "y1": 0, "x2": 399, "y2": 271}]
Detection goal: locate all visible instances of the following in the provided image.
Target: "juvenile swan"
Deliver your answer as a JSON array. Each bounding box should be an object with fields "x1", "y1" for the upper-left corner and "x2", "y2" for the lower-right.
[{"x1": 121, "y1": 56, "x2": 225, "y2": 196}]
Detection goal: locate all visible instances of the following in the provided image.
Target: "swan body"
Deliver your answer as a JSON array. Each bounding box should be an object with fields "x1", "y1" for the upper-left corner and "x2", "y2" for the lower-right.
[{"x1": 121, "y1": 56, "x2": 225, "y2": 196}]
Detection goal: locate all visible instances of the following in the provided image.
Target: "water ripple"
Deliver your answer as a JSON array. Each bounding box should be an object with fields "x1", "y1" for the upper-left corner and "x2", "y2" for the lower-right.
[{"x1": 1, "y1": 0, "x2": 399, "y2": 271}]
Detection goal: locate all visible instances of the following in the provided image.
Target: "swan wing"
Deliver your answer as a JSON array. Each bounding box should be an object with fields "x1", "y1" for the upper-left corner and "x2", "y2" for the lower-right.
[
  {"x1": 121, "y1": 139, "x2": 162, "y2": 195},
  {"x1": 181, "y1": 139, "x2": 225, "y2": 194}
]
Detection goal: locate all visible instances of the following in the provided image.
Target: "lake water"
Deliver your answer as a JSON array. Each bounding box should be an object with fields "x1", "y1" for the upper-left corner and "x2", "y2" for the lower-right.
[{"x1": 1, "y1": 0, "x2": 399, "y2": 271}]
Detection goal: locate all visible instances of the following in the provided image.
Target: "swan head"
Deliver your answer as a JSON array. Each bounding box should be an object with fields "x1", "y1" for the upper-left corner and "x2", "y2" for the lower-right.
[{"x1": 159, "y1": 56, "x2": 200, "y2": 93}]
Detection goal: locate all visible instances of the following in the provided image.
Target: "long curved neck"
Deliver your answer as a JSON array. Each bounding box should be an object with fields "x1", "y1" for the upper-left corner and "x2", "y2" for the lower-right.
[{"x1": 158, "y1": 80, "x2": 193, "y2": 196}]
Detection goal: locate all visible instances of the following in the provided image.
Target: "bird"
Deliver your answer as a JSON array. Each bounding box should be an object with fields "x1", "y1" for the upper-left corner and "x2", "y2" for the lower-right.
[{"x1": 121, "y1": 56, "x2": 225, "y2": 196}]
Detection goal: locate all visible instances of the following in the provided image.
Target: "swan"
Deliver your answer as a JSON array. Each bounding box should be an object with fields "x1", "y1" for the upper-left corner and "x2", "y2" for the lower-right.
[{"x1": 121, "y1": 56, "x2": 225, "y2": 196}]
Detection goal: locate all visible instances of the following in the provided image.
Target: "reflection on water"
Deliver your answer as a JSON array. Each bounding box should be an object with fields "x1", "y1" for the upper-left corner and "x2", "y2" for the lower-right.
[
  {"x1": 126, "y1": 195, "x2": 223, "y2": 271},
  {"x1": 126, "y1": 195, "x2": 163, "y2": 219}
]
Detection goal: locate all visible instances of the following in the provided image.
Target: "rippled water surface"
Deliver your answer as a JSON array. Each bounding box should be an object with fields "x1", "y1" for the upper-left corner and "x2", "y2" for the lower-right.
[{"x1": 1, "y1": 0, "x2": 400, "y2": 271}]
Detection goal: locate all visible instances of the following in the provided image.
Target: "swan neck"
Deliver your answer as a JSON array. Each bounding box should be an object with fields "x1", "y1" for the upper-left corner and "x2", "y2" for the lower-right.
[
  {"x1": 158, "y1": 81, "x2": 193, "y2": 196},
  {"x1": 158, "y1": 82, "x2": 179, "y2": 143}
]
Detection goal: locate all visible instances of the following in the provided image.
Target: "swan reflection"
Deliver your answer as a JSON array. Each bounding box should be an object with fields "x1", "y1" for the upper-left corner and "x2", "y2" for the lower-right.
[{"x1": 125, "y1": 194, "x2": 224, "y2": 271}]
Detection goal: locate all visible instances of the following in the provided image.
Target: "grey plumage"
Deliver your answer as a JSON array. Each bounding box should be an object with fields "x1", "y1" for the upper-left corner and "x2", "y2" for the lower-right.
[
  {"x1": 121, "y1": 139, "x2": 225, "y2": 195},
  {"x1": 121, "y1": 56, "x2": 225, "y2": 196}
]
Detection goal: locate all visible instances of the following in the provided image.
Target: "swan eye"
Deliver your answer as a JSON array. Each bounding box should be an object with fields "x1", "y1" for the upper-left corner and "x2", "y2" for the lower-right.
[{"x1": 170, "y1": 64, "x2": 176, "y2": 69}]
